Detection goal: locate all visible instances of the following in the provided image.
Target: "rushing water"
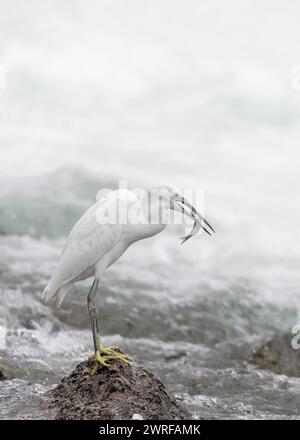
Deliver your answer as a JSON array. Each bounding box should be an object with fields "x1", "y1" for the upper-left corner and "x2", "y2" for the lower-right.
[
  {"x1": 0, "y1": 168, "x2": 300, "y2": 419},
  {"x1": 1, "y1": 0, "x2": 300, "y2": 419}
]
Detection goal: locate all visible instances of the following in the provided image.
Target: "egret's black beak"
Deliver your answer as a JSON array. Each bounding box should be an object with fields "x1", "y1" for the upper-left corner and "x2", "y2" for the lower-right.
[{"x1": 175, "y1": 196, "x2": 215, "y2": 237}]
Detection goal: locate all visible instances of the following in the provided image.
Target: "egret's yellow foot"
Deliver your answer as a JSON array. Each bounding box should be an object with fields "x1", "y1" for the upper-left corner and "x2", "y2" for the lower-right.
[
  {"x1": 89, "y1": 337, "x2": 133, "y2": 374},
  {"x1": 97, "y1": 335, "x2": 133, "y2": 363}
]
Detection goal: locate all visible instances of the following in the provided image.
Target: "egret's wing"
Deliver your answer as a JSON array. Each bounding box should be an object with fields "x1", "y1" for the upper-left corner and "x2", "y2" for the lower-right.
[
  {"x1": 62, "y1": 193, "x2": 111, "y2": 251},
  {"x1": 50, "y1": 196, "x2": 122, "y2": 289}
]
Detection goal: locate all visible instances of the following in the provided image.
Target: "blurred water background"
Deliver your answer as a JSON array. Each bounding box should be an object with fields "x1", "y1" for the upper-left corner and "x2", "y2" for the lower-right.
[{"x1": 1, "y1": 0, "x2": 300, "y2": 419}]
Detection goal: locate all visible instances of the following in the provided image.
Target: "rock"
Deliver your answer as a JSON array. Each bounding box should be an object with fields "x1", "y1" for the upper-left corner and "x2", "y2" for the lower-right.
[
  {"x1": 251, "y1": 332, "x2": 300, "y2": 377},
  {"x1": 48, "y1": 359, "x2": 190, "y2": 420}
]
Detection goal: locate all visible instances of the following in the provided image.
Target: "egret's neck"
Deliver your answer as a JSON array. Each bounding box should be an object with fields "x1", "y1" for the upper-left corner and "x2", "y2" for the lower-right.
[
  {"x1": 123, "y1": 199, "x2": 168, "y2": 244},
  {"x1": 143, "y1": 198, "x2": 170, "y2": 225}
]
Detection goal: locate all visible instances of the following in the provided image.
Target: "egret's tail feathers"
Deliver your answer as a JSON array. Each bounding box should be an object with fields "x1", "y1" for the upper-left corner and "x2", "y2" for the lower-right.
[{"x1": 42, "y1": 283, "x2": 72, "y2": 307}]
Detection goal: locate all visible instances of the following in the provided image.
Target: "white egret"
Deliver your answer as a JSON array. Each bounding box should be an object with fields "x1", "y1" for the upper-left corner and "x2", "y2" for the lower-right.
[{"x1": 42, "y1": 184, "x2": 215, "y2": 372}]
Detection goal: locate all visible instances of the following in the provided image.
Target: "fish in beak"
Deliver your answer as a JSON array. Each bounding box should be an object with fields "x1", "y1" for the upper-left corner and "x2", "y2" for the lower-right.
[{"x1": 172, "y1": 196, "x2": 215, "y2": 244}]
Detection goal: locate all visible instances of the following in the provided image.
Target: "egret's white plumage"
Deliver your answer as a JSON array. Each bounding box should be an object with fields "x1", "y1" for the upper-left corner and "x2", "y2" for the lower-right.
[
  {"x1": 42, "y1": 184, "x2": 214, "y2": 370},
  {"x1": 42, "y1": 188, "x2": 165, "y2": 306}
]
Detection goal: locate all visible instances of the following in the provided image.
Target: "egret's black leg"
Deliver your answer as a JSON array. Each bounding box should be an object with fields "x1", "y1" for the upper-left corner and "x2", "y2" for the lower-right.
[
  {"x1": 87, "y1": 278, "x2": 132, "y2": 374},
  {"x1": 87, "y1": 278, "x2": 100, "y2": 353}
]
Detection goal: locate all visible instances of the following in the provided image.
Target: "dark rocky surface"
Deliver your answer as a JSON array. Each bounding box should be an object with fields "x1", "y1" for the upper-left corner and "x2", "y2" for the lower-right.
[
  {"x1": 48, "y1": 359, "x2": 190, "y2": 420},
  {"x1": 251, "y1": 331, "x2": 300, "y2": 377}
]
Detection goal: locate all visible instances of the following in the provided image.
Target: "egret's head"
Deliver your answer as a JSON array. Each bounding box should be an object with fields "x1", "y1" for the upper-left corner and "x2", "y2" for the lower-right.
[
  {"x1": 149, "y1": 183, "x2": 215, "y2": 243},
  {"x1": 151, "y1": 183, "x2": 180, "y2": 204}
]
